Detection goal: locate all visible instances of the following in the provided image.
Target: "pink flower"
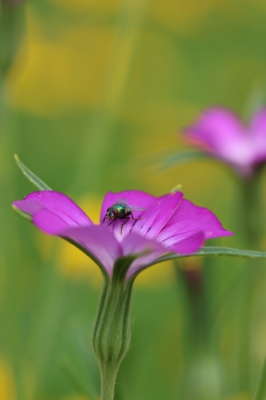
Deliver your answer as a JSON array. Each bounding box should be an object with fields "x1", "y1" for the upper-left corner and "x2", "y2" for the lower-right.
[
  {"x1": 184, "y1": 107, "x2": 266, "y2": 177},
  {"x1": 13, "y1": 190, "x2": 233, "y2": 280}
]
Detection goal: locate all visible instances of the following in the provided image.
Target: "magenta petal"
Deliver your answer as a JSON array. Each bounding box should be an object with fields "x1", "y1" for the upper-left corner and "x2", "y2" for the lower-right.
[
  {"x1": 33, "y1": 209, "x2": 71, "y2": 234},
  {"x1": 122, "y1": 233, "x2": 167, "y2": 279},
  {"x1": 58, "y1": 225, "x2": 122, "y2": 276},
  {"x1": 13, "y1": 191, "x2": 93, "y2": 227},
  {"x1": 13, "y1": 199, "x2": 44, "y2": 215},
  {"x1": 132, "y1": 191, "x2": 183, "y2": 240},
  {"x1": 184, "y1": 108, "x2": 245, "y2": 153},
  {"x1": 170, "y1": 232, "x2": 205, "y2": 254},
  {"x1": 183, "y1": 107, "x2": 266, "y2": 175},
  {"x1": 184, "y1": 108, "x2": 251, "y2": 169},
  {"x1": 28, "y1": 207, "x2": 121, "y2": 276},
  {"x1": 121, "y1": 232, "x2": 165, "y2": 257},
  {"x1": 157, "y1": 199, "x2": 233, "y2": 245},
  {"x1": 126, "y1": 250, "x2": 167, "y2": 279}
]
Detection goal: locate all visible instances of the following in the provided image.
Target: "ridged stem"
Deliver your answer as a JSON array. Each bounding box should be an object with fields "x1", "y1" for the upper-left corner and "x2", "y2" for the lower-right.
[
  {"x1": 237, "y1": 173, "x2": 262, "y2": 393},
  {"x1": 254, "y1": 357, "x2": 266, "y2": 400}
]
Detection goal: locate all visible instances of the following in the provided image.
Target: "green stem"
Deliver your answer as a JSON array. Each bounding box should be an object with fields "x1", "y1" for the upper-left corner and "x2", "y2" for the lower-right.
[
  {"x1": 238, "y1": 174, "x2": 262, "y2": 248},
  {"x1": 100, "y1": 364, "x2": 119, "y2": 400},
  {"x1": 237, "y1": 173, "x2": 263, "y2": 393},
  {"x1": 254, "y1": 358, "x2": 266, "y2": 400},
  {"x1": 176, "y1": 262, "x2": 206, "y2": 352}
]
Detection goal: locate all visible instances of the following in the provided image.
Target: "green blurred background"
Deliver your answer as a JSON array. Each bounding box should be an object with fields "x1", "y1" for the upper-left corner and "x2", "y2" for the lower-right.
[{"x1": 1, "y1": 0, "x2": 266, "y2": 399}]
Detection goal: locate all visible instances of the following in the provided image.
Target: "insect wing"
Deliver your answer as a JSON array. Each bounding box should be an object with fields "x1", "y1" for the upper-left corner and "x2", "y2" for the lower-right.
[
  {"x1": 114, "y1": 199, "x2": 145, "y2": 212},
  {"x1": 128, "y1": 205, "x2": 146, "y2": 212},
  {"x1": 114, "y1": 198, "x2": 128, "y2": 205}
]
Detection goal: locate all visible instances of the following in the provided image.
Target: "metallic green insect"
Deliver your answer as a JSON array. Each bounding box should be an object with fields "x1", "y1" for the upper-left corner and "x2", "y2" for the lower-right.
[{"x1": 102, "y1": 200, "x2": 145, "y2": 234}]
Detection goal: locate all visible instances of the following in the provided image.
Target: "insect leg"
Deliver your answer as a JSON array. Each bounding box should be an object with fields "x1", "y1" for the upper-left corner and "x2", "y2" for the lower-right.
[
  {"x1": 108, "y1": 217, "x2": 117, "y2": 227},
  {"x1": 131, "y1": 214, "x2": 142, "y2": 222},
  {"x1": 120, "y1": 217, "x2": 130, "y2": 234}
]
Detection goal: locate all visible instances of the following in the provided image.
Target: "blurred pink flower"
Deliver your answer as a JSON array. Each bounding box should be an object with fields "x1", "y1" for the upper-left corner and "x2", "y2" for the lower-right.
[
  {"x1": 184, "y1": 107, "x2": 266, "y2": 177},
  {"x1": 13, "y1": 189, "x2": 233, "y2": 280}
]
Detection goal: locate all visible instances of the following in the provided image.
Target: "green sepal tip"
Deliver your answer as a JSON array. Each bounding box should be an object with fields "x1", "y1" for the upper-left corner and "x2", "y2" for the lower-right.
[
  {"x1": 14, "y1": 154, "x2": 52, "y2": 191},
  {"x1": 159, "y1": 149, "x2": 210, "y2": 171},
  {"x1": 12, "y1": 205, "x2": 31, "y2": 221}
]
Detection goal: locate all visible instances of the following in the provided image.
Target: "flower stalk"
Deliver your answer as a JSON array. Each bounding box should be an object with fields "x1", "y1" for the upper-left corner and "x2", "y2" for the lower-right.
[
  {"x1": 237, "y1": 173, "x2": 263, "y2": 393},
  {"x1": 254, "y1": 357, "x2": 266, "y2": 400},
  {"x1": 239, "y1": 173, "x2": 263, "y2": 248}
]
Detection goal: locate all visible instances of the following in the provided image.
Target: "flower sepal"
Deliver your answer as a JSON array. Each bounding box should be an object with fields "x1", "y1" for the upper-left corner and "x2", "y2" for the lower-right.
[
  {"x1": 14, "y1": 154, "x2": 52, "y2": 191},
  {"x1": 12, "y1": 204, "x2": 31, "y2": 221},
  {"x1": 112, "y1": 254, "x2": 139, "y2": 283},
  {"x1": 158, "y1": 149, "x2": 210, "y2": 171}
]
